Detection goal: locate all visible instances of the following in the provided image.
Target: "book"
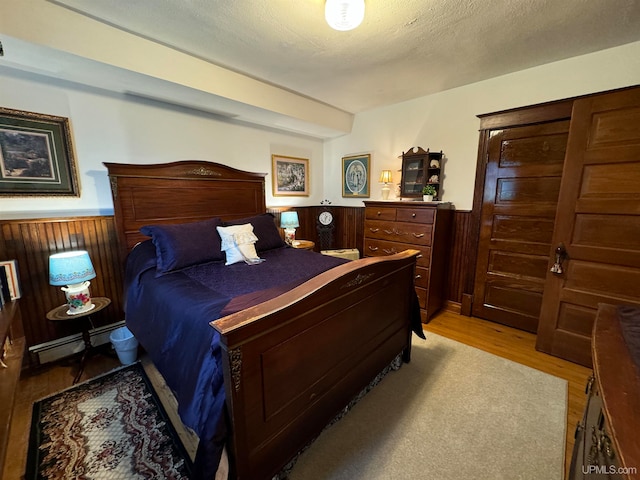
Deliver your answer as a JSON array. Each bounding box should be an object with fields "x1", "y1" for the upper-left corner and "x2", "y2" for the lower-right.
[
  {"x1": 0, "y1": 268, "x2": 8, "y2": 307},
  {"x1": 0, "y1": 260, "x2": 21, "y2": 300}
]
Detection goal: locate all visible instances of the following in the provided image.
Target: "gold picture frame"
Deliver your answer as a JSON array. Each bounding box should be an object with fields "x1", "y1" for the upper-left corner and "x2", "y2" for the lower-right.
[{"x1": 271, "y1": 154, "x2": 309, "y2": 196}]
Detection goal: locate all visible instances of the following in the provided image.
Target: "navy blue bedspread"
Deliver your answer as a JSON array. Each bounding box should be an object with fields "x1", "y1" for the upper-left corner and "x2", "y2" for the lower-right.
[{"x1": 124, "y1": 241, "x2": 348, "y2": 447}]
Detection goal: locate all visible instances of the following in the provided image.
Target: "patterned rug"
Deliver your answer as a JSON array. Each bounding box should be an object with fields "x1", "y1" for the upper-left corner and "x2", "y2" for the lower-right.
[{"x1": 25, "y1": 363, "x2": 193, "y2": 479}]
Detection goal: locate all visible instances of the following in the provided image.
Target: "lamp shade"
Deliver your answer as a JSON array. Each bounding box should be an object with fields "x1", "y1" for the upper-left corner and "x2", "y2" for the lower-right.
[
  {"x1": 325, "y1": 0, "x2": 365, "y2": 31},
  {"x1": 49, "y1": 250, "x2": 96, "y2": 286},
  {"x1": 379, "y1": 170, "x2": 393, "y2": 184},
  {"x1": 280, "y1": 211, "x2": 300, "y2": 229}
]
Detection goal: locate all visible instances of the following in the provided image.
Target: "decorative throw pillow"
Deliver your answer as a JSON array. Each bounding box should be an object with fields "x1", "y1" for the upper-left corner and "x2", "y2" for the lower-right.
[
  {"x1": 140, "y1": 218, "x2": 223, "y2": 273},
  {"x1": 216, "y1": 223, "x2": 262, "y2": 265},
  {"x1": 224, "y1": 213, "x2": 286, "y2": 252}
]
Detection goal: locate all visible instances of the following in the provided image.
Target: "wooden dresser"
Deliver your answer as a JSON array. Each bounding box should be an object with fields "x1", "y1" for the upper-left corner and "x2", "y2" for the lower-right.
[
  {"x1": 569, "y1": 304, "x2": 640, "y2": 480},
  {"x1": 363, "y1": 201, "x2": 453, "y2": 322}
]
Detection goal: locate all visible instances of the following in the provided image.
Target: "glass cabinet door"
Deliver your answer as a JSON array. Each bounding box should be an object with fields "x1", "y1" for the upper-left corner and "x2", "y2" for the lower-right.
[{"x1": 401, "y1": 158, "x2": 424, "y2": 195}]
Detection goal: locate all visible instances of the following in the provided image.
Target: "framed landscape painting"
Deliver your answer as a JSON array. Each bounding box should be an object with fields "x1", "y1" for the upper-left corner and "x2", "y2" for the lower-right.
[
  {"x1": 342, "y1": 153, "x2": 370, "y2": 198},
  {"x1": 272, "y1": 154, "x2": 309, "y2": 196},
  {"x1": 0, "y1": 107, "x2": 79, "y2": 196}
]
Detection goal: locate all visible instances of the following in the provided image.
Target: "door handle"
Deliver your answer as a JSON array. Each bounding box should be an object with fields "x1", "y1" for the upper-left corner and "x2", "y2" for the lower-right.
[{"x1": 550, "y1": 243, "x2": 566, "y2": 274}]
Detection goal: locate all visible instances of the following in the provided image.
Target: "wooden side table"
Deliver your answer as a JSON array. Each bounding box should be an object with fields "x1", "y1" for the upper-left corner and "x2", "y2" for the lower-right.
[
  {"x1": 292, "y1": 240, "x2": 315, "y2": 251},
  {"x1": 46, "y1": 297, "x2": 111, "y2": 384}
]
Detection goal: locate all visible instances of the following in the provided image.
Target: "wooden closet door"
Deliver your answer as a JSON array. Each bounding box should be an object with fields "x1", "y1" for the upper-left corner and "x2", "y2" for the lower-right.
[
  {"x1": 536, "y1": 87, "x2": 640, "y2": 367},
  {"x1": 472, "y1": 120, "x2": 570, "y2": 332}
]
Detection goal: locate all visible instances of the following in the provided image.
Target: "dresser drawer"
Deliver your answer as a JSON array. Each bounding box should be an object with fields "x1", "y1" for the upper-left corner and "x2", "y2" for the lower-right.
[
  {"x1": 415, "y1": 267, "x2": 429, "y2": 289},
  {"x1": 365, "y1": 206, "x2": 396, "y2": 221},
  {"x1": 364, "y1": 220, "x2": 398, "y2": 241},
  {"x1": 365, "y1": 220, "x2": 433, "y2": 246},
  {"x1": 364, "y1": 239, "x2": 431, "y2": 267},
  {"x1": 364, "y1": 220, "x2": 433, "y2": 245},
  {"x1": 391, "y1": 222, "x2": 432, "y2": 246},
  {"x1": 396, "y1": 208, "x2": 435, "y2": 224}
]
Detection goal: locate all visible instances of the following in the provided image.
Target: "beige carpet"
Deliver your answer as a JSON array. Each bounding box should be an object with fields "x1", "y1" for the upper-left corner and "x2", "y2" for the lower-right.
[{"x1": 289, "y1": 333, "x2": 567, "y2": 480}]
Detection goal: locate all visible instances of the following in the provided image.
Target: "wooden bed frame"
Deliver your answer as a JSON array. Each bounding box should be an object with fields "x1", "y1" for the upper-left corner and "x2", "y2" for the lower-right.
[{"x1": 105, "y1": 160, "x2": 420, "y2": 480}]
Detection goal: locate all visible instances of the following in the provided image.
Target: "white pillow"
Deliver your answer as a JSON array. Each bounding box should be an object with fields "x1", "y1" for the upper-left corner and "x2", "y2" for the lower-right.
[{"x1": 216, "y1": 224, "x2": 261, "y2": 265}]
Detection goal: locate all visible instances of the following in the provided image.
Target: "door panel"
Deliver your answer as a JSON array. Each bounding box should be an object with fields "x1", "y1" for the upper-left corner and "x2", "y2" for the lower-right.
[
  {"x1": 472, "y1": 120, "x2": 570, "y2": 332},
  {"x1": 536, "y1": 87, "x2": 640, "y2": 366}
]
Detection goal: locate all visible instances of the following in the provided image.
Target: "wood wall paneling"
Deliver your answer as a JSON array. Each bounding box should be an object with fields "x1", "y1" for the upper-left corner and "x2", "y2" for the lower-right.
[
  {"x1": 268, "y1": 206, "x2": 365, "y2": 254},
  {"x1": 445, "y1": 210, "x2": 473, "y2": 307},
  {"x1": 1, "y1": 208, "x2": 473, "y2": 369},
  {"x1": 0, "y1": 217, "x2": 124, "y2": 365}
]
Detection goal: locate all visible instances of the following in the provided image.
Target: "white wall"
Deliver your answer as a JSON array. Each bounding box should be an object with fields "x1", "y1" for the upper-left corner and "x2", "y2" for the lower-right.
[
  {"x1": 325, "y1": 41, "x2": 640, "y2": 210},
  {"x1": 2, "y1": 40, "x2": 639, "y2": 217},
  {"x1": 0, "y1": 68, "x2": 325, "y2": 218}
]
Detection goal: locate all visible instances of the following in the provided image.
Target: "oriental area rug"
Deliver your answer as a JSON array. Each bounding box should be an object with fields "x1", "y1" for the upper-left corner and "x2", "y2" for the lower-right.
[
  {"x1": 288, "y1": 333, "x2": 568, "y2": 480},
  {"x1": 25, "y1": 362, "x2": 193, "y2": 480}
]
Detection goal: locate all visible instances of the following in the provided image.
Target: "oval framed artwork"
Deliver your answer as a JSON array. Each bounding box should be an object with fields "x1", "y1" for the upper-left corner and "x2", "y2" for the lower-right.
[{"x1": 342, "y1": 153, "x2": 370, "y2": 198}]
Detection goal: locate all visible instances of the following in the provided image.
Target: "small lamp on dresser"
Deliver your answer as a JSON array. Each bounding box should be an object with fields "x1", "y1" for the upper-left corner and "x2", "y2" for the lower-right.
[
  {"x1": 379, "y1": 170, "x2": 393, "y2": 200},
  {"x1": 280, "y1": 211, "x2": 300, "y2": 245},
  {"x1": 49, "y1": 250, "x2": 96, "y2": 315}
]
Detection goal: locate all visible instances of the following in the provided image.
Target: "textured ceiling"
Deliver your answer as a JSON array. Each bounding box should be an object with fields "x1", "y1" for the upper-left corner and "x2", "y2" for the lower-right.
[{"x1": 50, "y1": 0, "x2": 640, "y2": 114}]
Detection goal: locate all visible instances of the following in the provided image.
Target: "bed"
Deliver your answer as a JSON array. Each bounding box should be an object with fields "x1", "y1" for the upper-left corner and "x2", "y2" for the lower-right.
[{"x1": 105, "y1": 160, "x2": 423, "y2": 480}]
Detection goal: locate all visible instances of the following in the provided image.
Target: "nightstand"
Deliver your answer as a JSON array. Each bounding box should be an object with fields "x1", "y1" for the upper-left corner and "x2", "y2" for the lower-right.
[
  {"x1": 292, "y1": 240, "x2": 315, "y2": 251},
  {"x1": 46, "y1": 297, "x2": 111, "y2": 384}
]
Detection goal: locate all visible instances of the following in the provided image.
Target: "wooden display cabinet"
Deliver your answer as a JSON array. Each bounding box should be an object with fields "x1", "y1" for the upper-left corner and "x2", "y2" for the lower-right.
[{"x1": 400, "y1": 147, "x2": 443, "y2": 199}]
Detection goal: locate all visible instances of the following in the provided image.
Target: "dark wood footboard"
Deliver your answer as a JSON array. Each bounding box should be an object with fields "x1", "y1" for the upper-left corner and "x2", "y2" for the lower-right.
[{"x1": 212, "y1": 249, "x2": 419, "y2": 480}]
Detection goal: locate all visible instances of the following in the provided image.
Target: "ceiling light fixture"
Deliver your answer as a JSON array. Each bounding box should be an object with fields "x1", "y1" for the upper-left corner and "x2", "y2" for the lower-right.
[{"x1": 325, "y1": 0, "x2": 365, "y2": 31}]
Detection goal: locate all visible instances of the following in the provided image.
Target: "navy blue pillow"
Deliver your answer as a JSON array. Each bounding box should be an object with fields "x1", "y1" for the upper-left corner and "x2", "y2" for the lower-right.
[
  {"x1": 224, "y1": 213, "x2": 286, "y2": 252},
  {"x1": 140, "y1": 218, "x2": 223, "y2": 273}
]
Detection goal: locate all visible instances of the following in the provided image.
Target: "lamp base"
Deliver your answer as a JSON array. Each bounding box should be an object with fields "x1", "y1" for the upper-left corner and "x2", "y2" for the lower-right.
[
  {"x1": 284, "y1": 228, "x2": 296, "y2": 246},
  {"x1": 381, "y1": 185, "x2": 391, "y2": 200},
  {"x1": 61, "y1": 281, "x2": 94, "y2": 315}
]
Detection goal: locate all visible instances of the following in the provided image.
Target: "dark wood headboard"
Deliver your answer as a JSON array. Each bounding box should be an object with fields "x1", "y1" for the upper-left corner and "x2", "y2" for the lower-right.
[{"x1": 104, "y1": 161, "x2": 267, "y2": 261}]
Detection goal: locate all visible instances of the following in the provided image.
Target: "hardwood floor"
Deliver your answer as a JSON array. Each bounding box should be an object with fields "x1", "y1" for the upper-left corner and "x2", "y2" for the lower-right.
[{"x1": 3, "y1": 311, "x2": 591, "y2": 479}]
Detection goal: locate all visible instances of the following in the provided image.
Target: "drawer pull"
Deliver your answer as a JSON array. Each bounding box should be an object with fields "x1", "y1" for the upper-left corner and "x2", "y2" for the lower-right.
[
  {"x1": 377, "y1": 211, "x2": 381, "y2": 216},
  {"x1": 415, "y1": 274, "x2": 422, "y2": 279},
  {"x1": 384, "y1": 229, "x2": 393, "y2": 234},
  {"x1": 368, "y1": 246, "x2": 379, "y2": 251},
  {"x1": 412, "y1": 233, "x2": 425, "y2": 238},
  {"x1": 369, "y1": 228, "x2": 379, "y2": 233},
  {"x1": 412, "y1": 213, "x2": 416, "y2": 218},
  {"x1": 416, "y1": 254, "x2": 423, "y2": 258},
  {"x1": 383, "y1": 248, "x2": 397, "y2": 254}
]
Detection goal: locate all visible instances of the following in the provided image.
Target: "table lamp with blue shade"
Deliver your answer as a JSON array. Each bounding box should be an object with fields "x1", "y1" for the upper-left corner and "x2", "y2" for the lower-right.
[
  {"x1": 49, "y1": 250, "x2": 96, "y2": 315},
  {"x1": 280, "y1": 211, "x2": 300, "y2": 245}
]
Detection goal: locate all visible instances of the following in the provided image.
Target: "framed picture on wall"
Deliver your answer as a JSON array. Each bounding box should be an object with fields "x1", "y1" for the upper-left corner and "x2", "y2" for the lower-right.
[
  {"x1": 272, "y1": 154, "x2": 309, "y2": 196},
  {"x1": 0, "y1": 107, "x2": 80, "y2": 196},
  {"x1": 342, "y1": 153, "x2": 370, "y2": 198}
]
